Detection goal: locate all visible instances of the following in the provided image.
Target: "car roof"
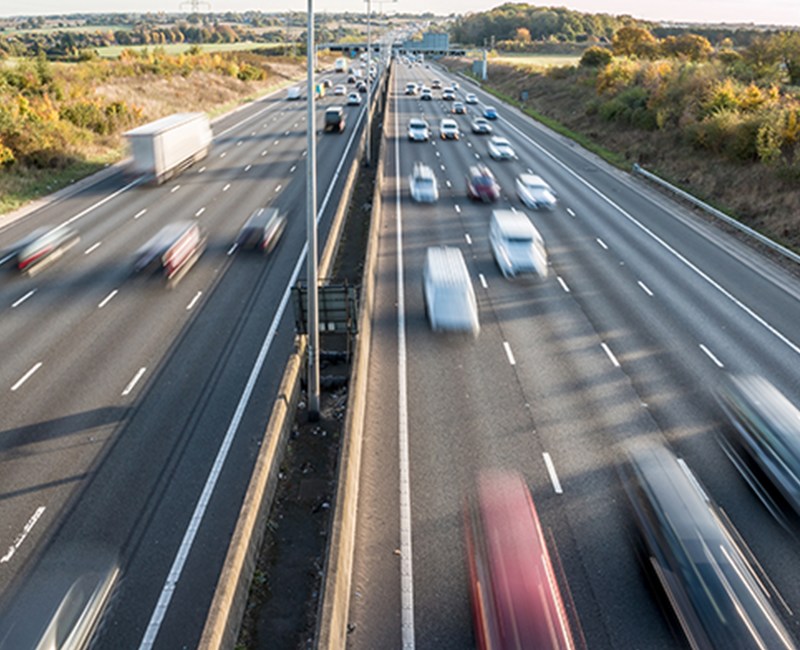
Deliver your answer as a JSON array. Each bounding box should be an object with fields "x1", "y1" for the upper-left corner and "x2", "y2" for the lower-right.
[
  {"x1": 492, "y1": 210, "x2": 536, "y2": 238},
  {"x1": 409, "y1": 118, "x2": 428, "y2": 127},
  {"x1": 440, "y1": 118, "x2": 457, "y2": 126},
  {"x1": 519, "y1": 173, "x2": 548, "y2": 187}
]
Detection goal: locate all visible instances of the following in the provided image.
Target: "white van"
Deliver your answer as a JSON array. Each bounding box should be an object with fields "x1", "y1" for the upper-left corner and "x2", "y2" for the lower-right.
[
  {"x1": 286, "y1": 86, "x2": 301, "y2": 100},
  {"x1": 489, "y1": 209, "x2": 548, "y2": 279},
  {"x1": 423, "y1": 247, "x2": 480, "y2": 337}
]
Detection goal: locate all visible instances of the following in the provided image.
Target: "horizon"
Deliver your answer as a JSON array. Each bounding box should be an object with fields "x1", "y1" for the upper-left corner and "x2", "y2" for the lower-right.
[{"x1": 1, "y1": 2, "x2": 799, "y2": 29}]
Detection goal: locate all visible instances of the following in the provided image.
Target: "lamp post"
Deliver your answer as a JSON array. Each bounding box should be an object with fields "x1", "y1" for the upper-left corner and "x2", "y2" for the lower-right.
[
  {"x1": 365, "y1": 0, "x2": 372, "y2": 166},
  {"x1": 306, "y1": 0, "x2": 320, "y2": 420}
]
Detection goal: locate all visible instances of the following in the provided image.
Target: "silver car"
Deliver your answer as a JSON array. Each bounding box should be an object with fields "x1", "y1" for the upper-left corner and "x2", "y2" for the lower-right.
[
  {"x1": 488, "y1": 136, "x2": 517, "y2": 160},
  {"x1": 410, "y1": 163, "x2": 439, "y2": 203},
  {"x1": 408, "y1": 118, "x2": 430, "y2": 142},
  {"x1": 516, "y1": 173, "x2": 557, "y2": 210}
]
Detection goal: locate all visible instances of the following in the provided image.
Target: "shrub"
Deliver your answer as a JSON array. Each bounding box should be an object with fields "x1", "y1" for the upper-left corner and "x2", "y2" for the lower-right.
[{"x1": 580, "y1": 46, "x2": 612, "y2": 67}]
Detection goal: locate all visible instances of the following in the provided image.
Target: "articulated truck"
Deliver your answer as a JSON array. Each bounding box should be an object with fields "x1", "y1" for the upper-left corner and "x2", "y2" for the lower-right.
[{"x1": 124, "y1": 113, "x2": 212, "y2": 184}]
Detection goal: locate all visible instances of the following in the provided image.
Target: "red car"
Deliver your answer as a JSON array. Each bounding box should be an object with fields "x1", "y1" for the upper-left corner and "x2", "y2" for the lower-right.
[
  {"x1": 465, "y1": 470, "x2": 576, "y2": 650},
  {"x1": 466, "y1": 165, "x2": 500, "y2": 202}
]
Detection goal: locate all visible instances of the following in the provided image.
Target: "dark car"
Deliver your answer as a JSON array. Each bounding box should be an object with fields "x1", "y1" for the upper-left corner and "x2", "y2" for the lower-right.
[
  {"x1": 236, "y1": 207, "x2": 287, "y2": 254},
  {"x1": 716, "y1": 373, "x2": 800, "y2": 516},
  {"x1": 324, "y1": 106, "x2": 345, "y2": 133},
  {"x1": 619, "y1": 442, "x2": 796, "y2": 650},
  {"x1": 133, "y1": 221, "x2": 205, "y2": 283},
  {"x1": 466, "y1": 165, "x2": 500, "y2": 203},
  {"x1": 356, "y1": 81, "x2": 367, "y2": 94}
]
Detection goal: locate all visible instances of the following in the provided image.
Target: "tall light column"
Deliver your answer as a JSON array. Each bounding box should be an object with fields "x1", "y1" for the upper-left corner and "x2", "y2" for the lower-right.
[
  {"x1": 365, "y1": 0, "x2": 372, "y2": 166},
  {"x1": 306, "y1": 0, "x2": 320, "y2": 420}
]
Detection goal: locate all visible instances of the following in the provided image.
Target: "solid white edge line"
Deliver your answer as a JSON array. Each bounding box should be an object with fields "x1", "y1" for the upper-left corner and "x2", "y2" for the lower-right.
[
  {"x1": 543, "y1": 452, "x2": 563, "y2": 494},
  {"x1": 503, "y1": 341, "x2": 516, "y2": 366},
  {"x1": 11, "y1": 289, "x2": 36, "y2": 308},
  {"x1": 139, "y1": 79, "x2": 369, "y2": 650},
  {"x1": 699, "y1": 343, "x2": 725, "y2": 368},
  {"x1": 500, "y1": 114, "x2": 800, "y2": 358},
  {"x1": 479, "y1": 273, "x2": 488, "y2": 289},
  {"x1": 638, "y1": 280, "x2": 654, "y2": 297},
  {"x1": 122, "y1": 367, "x2": 147, "y2": 396},
  {"x1": 11, "y1": 362, "x2": 42, "y2": 391},
  {"x1": 98, "y1": 289, "x2": 118, "y2": 309},
  {"x1": 601, "y1": 342, "x2": 620, "y2": 367},
  {"x1": 556, "y1": 276, "x2": 570, "y2": 293},
  {"x1": 394, "y1": 70, "x2": 417, "y2": 650},
  {"x1": 186, "y1": 291, "x2": 203, "y2": 311},
  {"x1": 596, "y1": 237, "x2": 608, "y2": 250}
]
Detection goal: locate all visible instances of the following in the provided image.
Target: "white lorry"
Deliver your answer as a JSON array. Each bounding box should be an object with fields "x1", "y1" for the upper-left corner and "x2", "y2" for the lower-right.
[
  {"x1": 334, "y1": 57, "x2": 347, "y2": 72},
  {"x1": 124, "y1": 113, "x2": 212, "y2": 184}
]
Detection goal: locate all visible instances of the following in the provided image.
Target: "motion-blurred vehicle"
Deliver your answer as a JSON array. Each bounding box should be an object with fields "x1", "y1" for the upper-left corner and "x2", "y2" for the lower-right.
[
  {"x1": 408, "y1": 118, "x2": 430, "y2": 142},
  {"x1": 466, "y1": 165, "x2": 500, "y2": 203},
  {"x1": 488, "y1": 136, "x2": 517, "y2": 160},
  {"x1": 410, "y1": 163, "x2": 439, "y2": 203},
  {"x1": 452, "y1": 101, "x2": 466, "y2": 115},
  {"x1": 286, "y1": 86, "x2": 301, "y2": 100},
  {"x1": 716, "y1": 374, "x2": 800, "y2": 517},
  {"x1": 333, "y1": 84, "x2": 346, "y2": 96},
  {"x1": 324, "y1": 107, "x2": 345, "y2": 133},
  {"x1": 440, "y1": 118, "x2": 460, "y2": 140},
  {"x1": 420, "y1": 88, "x2": 433, "y2": 101},
  {"x1": 347, "y1": 92, "x2": 362, "y2": 106},
  {"x1": 405, "y1": 82, "x2": 418, "y2": 95},
  {"x1": 334, "y1": 57, "x2": 347, "y2": 72},
  {"x1": 431, "y1": 79, "x2": 442, "y2": 89},
  {"x1": 442, "y1": 88, "x2": 456, "y2": 100},
  {"x1": 356, "y1": 80, "x2": 367, "y2": 94},
  {"x1": 516, "y1": 174, "x2": 557, "y2": 210},
  {"x1": 619, "y1": 442, "x2": 796, "y2": 650},
  {"x1": 322, "y1": 79, "x2": 332, "y2": 89},
  {"x1": 471, "y1": 117, "x2": 493, "y2": 134},
  {"x1": 465, "y1": 470, "x2": 575, "y2": 650},
  {"x1": 465, "y1": 93, "x2": 479, "y2": 104},
  {"x1": 11, "y1": 226, "x2": 80, "y2": 275},
  {"x1": 347, "y1": 74, "x2": 356, "y2": 84},
  {"x1": 125, "y1": 113, "x2": 212, "y2": 184},
  {"x1": 133, "y1": 221, "x2": 206, "y2": 284},
  {"x1": 490, "y1": 209, "x2": 548, "y2": 279},
  {"x1": 452, "y1": 81, "x2": 460, "y2": 89},
  {"x1": 423, "y1": 246, "x2": 480, "y2": 336},
  {"x1": 236, "y1": 207, "x2": 287, "y2": 254},
  {"x1": 483, "y1": 106, "x2": 499, "y2": 120}
]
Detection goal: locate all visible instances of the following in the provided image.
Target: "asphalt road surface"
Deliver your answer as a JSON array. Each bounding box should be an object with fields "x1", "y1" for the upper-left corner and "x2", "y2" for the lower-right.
[{"x1": 346, "y1": 61, "x2": 800, "y2": 649}]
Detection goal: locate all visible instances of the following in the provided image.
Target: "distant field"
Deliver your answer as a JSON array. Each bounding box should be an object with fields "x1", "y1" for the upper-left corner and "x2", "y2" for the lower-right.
[
  {"x1": 94, "y1": 41, "x2": 282, "y2": 58},
  {"x1": 490, "y1": 53, "x2": 581, "y2": 68},
  {"x1": 1, "y1": 24, "x2": 133, "y2": 35}
]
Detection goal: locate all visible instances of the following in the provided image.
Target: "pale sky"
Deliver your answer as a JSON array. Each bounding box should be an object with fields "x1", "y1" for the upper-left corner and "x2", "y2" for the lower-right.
[{"x1": 2, "y1": 0, "x2": 799, "y2": 27}]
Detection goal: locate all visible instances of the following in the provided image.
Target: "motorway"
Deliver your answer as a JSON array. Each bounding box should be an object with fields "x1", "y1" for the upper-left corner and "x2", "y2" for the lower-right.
[
  {"x1": 0, "y1": 67, "x2": 379, "y2": 648},
  {"x1": 346, "y1": 61, "x2": 800, "y2": 647}
]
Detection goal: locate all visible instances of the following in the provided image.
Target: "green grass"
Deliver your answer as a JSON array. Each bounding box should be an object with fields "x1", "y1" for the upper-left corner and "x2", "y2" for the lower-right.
[
  {"x1": 490, "y1": 53, "x2": 581, "y2": 68},
  {"x1": 1, "y1": 24, "x2": 133, "y2": 35},
  {"x1": 94, "y1": 41, "x2": 282, "y2": 59},
  {"x1": 461, "y1": 69, "x2": 627, "y2": 169}
]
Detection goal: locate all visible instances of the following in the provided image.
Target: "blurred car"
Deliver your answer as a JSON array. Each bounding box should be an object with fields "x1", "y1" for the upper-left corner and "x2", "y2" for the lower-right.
[
  {"x1": 452, "y1": 81, "x2": 460, "y2": 89},
  {"x1": 347, "y1": 75, "x2": 356, "y2": 84},
  {"x1": 471, "y1": 117, "x2": 492, "y2": 134},
  {"x1": 322, "y1": 79, "x2": 332, "y2": 89},
  {"x1": 236, "y1": 207, "x2": 287, "y2": 254},
  {"x1": 484, "y1": 106, "x2": 499, "y2": 120},
  {"x1": 442, "y1": 88, "x2": 456, "y2": 100},
  {"x1": 133, "y1": 221, "x2": 205, "y2": 283},
  {"x1": 333, "y1": 84, "x2": 346, "y2": 96},
  {"x1": 452, "y1": 101, "x2": 466, "y2": 115},
  {"x1": 716, "y1": 374, "x2": 800, "y2": 516},
  {"x1": 410, "y1": 163, "x2": 439, "y2": 203},
  {"x1": 516, "y1": 173, "x2": 557, "y2": 210},
  {"x1": 619, "y1": 442, "x2": 796, "y2": 650},
  {"x1": 420, "y1": 88, "x2": 432, "y2": 101},
  {"x1": 324, "y1": 106, "x2": 345, "y2": 133},
  {"x1": 408, "y1": 118, "x2": 430, "y2": 142},
  {"x1": 431, "y1": 79, "x2": 442, "y2": 89},
  {"x1": 465, "y1": 93, "x2": 479, "y2": 104},
  {"x1": 490, "y1": 209, "x2": 548, "y2": 279},
  {"x1": 465, "y1": 470, "x2": 575, "y2": 650},
  {"x1": 466, "y1": 165, "x2": 500, "y2": 202},
  {"x1": 347, "y1": 92, "x2": 362, "y2": 106},
  {"x1": 440, "y1": 118, "x2": 460, "y2": 140},
  {"x1": 423, "y1": 246, "x2": 479, "y2": 336},
  {"x1": 488, "y1": 136, "x2": 517, "y2": 160},
  {"x1": 356, "y1": 81, "x2": 367, "y2": 93},
  {"x1": 405, "y1": 82, "x2": 418, "y2": 95},
  {"x1": 11, "y1": 226, "x2": 79, "y2": 275}
]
